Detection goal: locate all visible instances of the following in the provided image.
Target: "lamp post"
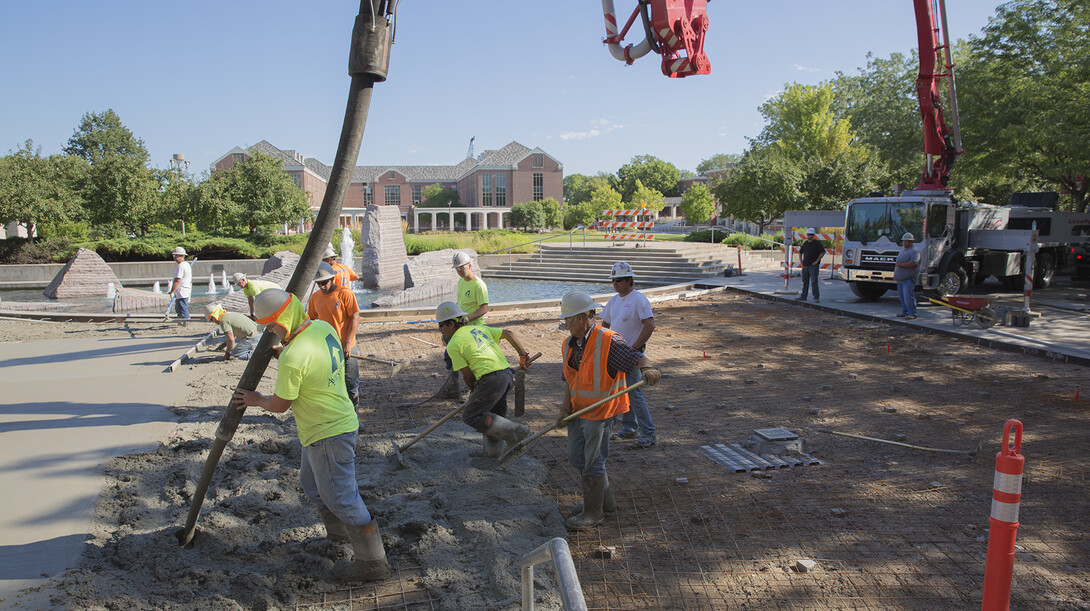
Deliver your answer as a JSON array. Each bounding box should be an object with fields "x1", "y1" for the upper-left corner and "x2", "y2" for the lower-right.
[{"x1": 170, "y1": 154, "x2": 191, "y2": 235}]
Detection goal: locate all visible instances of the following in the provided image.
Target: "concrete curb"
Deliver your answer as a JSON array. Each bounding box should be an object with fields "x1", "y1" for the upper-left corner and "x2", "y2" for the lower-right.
[{"x1": 165, "y1": 330, "x2": 220, "y2": 373}]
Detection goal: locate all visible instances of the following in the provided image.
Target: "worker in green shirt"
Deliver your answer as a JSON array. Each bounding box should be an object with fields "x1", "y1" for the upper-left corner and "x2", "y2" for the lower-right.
[
  {"x1": 231, "y1": 272, "x2": 280, "y2": 319},
  {"x1": 204, "y1": 303, "x2": 259, "y2": 360},
  {"x1": 452, "y1": 252, "x2": 489, "y2": 325},
  {"x1": 436, "y1": 301, "x2": 532, "y2": 457}
]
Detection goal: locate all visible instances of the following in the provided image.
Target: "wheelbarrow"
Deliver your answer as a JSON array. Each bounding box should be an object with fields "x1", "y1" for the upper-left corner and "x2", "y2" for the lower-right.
[{"x1": 927, "y1": 295, "x2": 999, "y2": 329}]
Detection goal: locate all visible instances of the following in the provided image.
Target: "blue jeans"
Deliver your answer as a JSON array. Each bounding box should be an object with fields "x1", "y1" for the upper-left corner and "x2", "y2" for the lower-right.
[
  {"x1": 175, "y1": 297, "x2": 190, "y2": 319},
  {"x1": 344, "y1": 351, "x2": 359, "y2": 399},
  {"x1": 617, "y1": 366, "x2": 654, "y2": 439},
  {"x1": 800, "y1": 264, "x2": 820, "y2": 299},
  {"x1": 300, "y1": 431, "x2": 372, "y2": 526},
  {"x1": 230, "y1": 336, "x2": 258, "y2": 360},
  {"x1": 897, "y1": 279, "x2": 917, "y2": 315},
  {"x1": 568, "y1": 417, "x2": 611, "y2": 478}
]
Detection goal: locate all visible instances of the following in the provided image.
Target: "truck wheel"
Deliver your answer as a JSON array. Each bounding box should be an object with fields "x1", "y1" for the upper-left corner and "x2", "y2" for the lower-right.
[
  {"x1": 1033, "y1": 253, "x2": 1055, "y2": 289},
  {"x1": 937, "y1": 264, "x2": 968, "y2": 297},
  {"x1": 849, "y1": 281, "x2": 887, "y2": 301}
]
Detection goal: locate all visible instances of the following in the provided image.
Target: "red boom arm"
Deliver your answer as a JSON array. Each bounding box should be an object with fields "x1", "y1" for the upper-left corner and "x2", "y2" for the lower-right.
[{"x1": 913, "y1": 0, "x2": 963, "y2": 190}]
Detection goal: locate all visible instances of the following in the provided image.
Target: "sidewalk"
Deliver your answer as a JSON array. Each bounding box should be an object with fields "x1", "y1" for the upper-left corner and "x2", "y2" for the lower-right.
[{"x1": 703, "y1": 268, "x2": 1090, "y2": 365}]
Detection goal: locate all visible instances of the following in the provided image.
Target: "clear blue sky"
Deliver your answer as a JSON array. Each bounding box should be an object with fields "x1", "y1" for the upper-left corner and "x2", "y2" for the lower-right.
[{"x1": 0, "y1": 1, "x2": 1004, "y2": 178}]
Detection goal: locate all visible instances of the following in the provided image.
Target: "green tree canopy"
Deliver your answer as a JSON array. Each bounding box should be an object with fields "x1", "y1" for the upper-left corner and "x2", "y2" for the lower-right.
[
  {"x1": 196, "y1": 152, "x2": 311, "y2": 235},
  {"x1": 679, "y1": 183, "x2": 716, "y2": 225},
  {"x1": 509, "y1": 201, "x2": 546, "y2": 230},
  {"x1": 696, "y1": 153, "x2": 741, "y2": 175},
  {"x1": 537, "y1": 197, "x2": 561, "y2": 229},
  {"x1": 563, "y1": 172, "x2": 614, "y2": 206},
  {"x1": 616, "y1": 155, "x2": 680, "y2": 200},
  {"x1": 628, "y1": 179, "x2": 666, "y2": 212},
  {"x1": 419, "y1": 183, "x2": 460, "y2": 207},
  {"x1": 564, "y1": 184, "x2": 622, "y2": 229},
  {"x1": 756, "y1": 83, "x2": 855, "y2": 162},
  {"x1": 63, "y1": 109, "x2": 149, "y2": 165},
  {"x1": 0, "y1": 140, "x2": 87, "y2": 242},
  {"x1": 713, "y1": 146, "x2": 805, "y2": 235}
]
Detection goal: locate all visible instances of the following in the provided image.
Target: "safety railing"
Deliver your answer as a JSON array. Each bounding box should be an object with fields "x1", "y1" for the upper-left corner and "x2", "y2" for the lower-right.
[
  {"x1": 480, "y1": 226, "x2": 586, "y2": 270},
  {"x1": 520, "y1": 537, "x2": 586, "y2": 611}
]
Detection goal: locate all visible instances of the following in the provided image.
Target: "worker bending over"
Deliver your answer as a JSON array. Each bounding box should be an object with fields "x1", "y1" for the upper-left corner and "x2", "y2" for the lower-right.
[
  {"x1": 204, "y1": 303, "x2": 259, "y2": 360},
  {"x1": 556, "y1": 291, "x2": 661, "y2": 531},
  {"x1": 232, "y1": 289, "x2": 388, "y2": 582},
  {"x1": 308, "y1": 262, "x2": 362, "y2": 405},
  {"x1": 323, "y1": 244, "x2": 359, "y2": 288},
  {"x1": 436, "y1": 301, "x2": 532, "y2": 457},
  {"x1": 232, "y1": 273, "x2": 280, "y2": 320}
]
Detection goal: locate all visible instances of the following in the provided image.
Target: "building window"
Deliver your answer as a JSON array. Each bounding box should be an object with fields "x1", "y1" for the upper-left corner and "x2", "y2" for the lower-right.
[
  {"x1": 533, "y1": 173, "x2": 543, "y2": 201},
  {"x1": 482, "y1": 174, "x2": 492, "y2": 207},
  {"x1": 388, "y1": 171, "x2": 396, "y2": 180},
  {"x1": 363, "y1": 184, "x2": 373, "y2": 205},
  {"x1": 411, "y1": 184, "x2": 422, "y2": 205},
  {"x1": 385, "y1": 185, "x2": 400, "y2": 206},
  {"x1": 291, "y1": 174, "x2": 301, "y2": 188},
  {"x1": 232, "y1": 153, "x2": 245, "y2": 164},
  {"x1": 495, "y1": 174, "x2": 506, "y2": 207},
  {"x1": 532, "y1": 153, "x2": 543, "y2": 168}
]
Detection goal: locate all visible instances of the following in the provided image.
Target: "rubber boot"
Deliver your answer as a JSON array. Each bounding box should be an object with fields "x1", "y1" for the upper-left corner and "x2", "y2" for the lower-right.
[
  {"x1": 565, "y1": 475, "x2": 606, "y2": 531},
  {"x1": 569, "y1": 473, "x2": 616, "y2": 517},
  {"x1": 480, "y1": 414, "x2": 530, "y2": 446},
  {"x1": 482, "y1": 434, "x2": 504, "y2": 458},
  {"x1": 439, "y1": 371, "x2": 462, "y2": 401},
  {"x1": 333, "y1": 520, "x2": 390, "y2": 582},
  {"x1": 318, "y1": 506, "x2": 349, "y2": 543}
]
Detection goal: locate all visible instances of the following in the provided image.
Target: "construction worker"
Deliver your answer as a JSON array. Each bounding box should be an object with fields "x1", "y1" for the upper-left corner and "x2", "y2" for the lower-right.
[
  {"x1": 557, "y1": 291, "x2": 661, "y2": 531},
  {"x1": 323, "y1": 244, "x2": 359, "y2": 288},
  {"x1": 307, "y1": 262, "x2": 361, "y2": 405},
  {"x1": 168, "y1": 247, "x2": 192, "y2": 320},
  {"x1": 204, "y1": 303, "x2": 259, "y2": 360},
  {"x1": 452, "y1": 252, "x2": 489, "y2": 325},
  {"x1": 601, "y1": 262, "x2": 658, "y2": 448},
  {"x1": 232, "y1": 289, "x2": 389, "y2": 583},
  {"x1": 797, "y1": 228, "x2": 824, "y2": 303},
  {"x1": 232, "y1": 273, "x2": 280, "y2": 320},
  {"x1": 436, "y1": 301, "x2": 532, "y2": 457},
  {"x1": 895, "y1": 232, "x2": 921, "y2": 319}
]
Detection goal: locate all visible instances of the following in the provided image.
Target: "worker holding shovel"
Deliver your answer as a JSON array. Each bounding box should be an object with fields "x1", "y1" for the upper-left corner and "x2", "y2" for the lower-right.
[
  {"x1": 231, "y1": 289, "x2": 389, "y2": 583},
  {"x1": 557, "y1": 291, "x2": 661, "y2": 531},
  {"x1": 435, "y1": 301, "x2": 532, "y2": 458}
]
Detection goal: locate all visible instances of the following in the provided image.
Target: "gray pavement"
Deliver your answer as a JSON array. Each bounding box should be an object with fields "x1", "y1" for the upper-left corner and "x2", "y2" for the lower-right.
[
  {"x1": 704, "y1": 268, "x2": 1090, "y2": 364},
  {"x1": 0, "y1": 335, "x2": 199, "y2": 608}
]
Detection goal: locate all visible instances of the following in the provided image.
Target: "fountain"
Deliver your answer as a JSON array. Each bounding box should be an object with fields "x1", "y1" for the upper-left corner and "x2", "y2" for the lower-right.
[
  {"x1": 340, "y1": 227, "x2": 355, "y2": 272},
  {"x1": 207, "y1": 275, "x2": 216, "y2": 294},
  {"x1": 106, "y1": 283, "x2": 116, "y2": 300},
  {"x1": 153, "y1": 281, "x2": 161, "y2": 293},
  {"x1": 221, "y1": 270, "x2": 229, "y2": 290}
]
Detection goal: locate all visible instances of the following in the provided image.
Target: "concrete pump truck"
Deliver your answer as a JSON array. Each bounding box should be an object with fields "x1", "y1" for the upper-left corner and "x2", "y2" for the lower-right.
[{"x1": 839, "y1": 0, "x2": 1090, "y2": 301}]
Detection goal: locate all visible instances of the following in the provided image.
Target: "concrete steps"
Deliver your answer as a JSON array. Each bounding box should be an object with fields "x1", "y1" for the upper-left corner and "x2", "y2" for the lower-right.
[{"x1": 483, "y1": 243, "x2": 781, "y2": 285}]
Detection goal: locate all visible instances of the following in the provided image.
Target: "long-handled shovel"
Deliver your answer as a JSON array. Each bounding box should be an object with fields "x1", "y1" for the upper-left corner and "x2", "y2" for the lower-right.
[
  {"x1": 163, "y1": 256, "x2": 198, "y2": 322},
  {"x1": 349, "y1": 352, "x2": 410, "y2": 376},
  {"x1": 498, "y1": 380, "x2": 645, "y2": 468},
  {"x1": 513, "y1": 352, "x2": 542, "y2": 416}
]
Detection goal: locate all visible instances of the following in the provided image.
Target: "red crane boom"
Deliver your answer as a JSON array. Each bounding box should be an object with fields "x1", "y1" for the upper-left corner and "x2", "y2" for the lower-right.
[{"x1": 913, "y1": 0, "x2": 963, "y2": 190}]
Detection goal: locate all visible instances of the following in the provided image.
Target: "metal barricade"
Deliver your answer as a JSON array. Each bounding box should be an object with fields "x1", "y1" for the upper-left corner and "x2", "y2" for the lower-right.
[{"x1": 520, "y1": 537, "x2": 587, "y2": 611}]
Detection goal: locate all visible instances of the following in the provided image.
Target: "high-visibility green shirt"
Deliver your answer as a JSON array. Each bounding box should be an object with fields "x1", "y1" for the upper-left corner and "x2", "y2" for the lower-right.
[
  {"x1": 274, "y1": 320, "x2": 358, "y2": 446},
  {"x1": 445, "y1": 324, "x2": 509, "y2": 378},
  {"x1": 243, "y1": 279, "x2": 280, "y2": 298},
  {"x1": 456, "y1": 276, "x2": 488, "y2": 325}
]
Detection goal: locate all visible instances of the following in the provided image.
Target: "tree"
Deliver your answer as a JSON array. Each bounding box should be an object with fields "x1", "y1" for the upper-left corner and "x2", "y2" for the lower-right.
[
  {"x1": 563, "y1": 172, "x2": 614, "y2": 206},
  {"x1": 756, "y1": 83, "x2": 855, "y2": 163},
  {"x1": 564, "y1": 184, "x2": 622, "y2": 229},
  {"x1": 157, "y1": 167, "x2": 200, "y2": 235},
  {"x1": 697, "y1": 153, "x2": 741, "y2": 175},
  {"x1": 957, "y1": 0, "x2": 1090, "y2": 211},
  {"x1": 537, "y1": 197, "x2": 561, "y2": 229},
  {"x1": 211, "y1": 152, "x2": 312, "y2": 235},
  {"x1": 713, "y1": 146, "x2": 805, "y2": 235},
  {"x1": 628, "y1": 179, "x2": 666, "y2": 213},
  {"x1": 419, "y1": 183, "x2": 460, "y2": 207},
  {"x1": 616, "y1": 155, "x2": 680, "y2": 200},
  {"x1": 679, "y1": 183, "x2": 716, "y2": 225},
  {"x1": 64, "y1": 109, "x2": 149, "y2": 165},
  {"x1": 0, "y1": 141, "x2": 86, "y2": 242},
  {"x1": 509, "y1": 201, "x2": 546, "y2": 230}
]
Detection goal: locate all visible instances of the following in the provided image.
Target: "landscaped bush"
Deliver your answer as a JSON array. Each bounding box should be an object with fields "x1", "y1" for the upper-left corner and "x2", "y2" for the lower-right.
[
  {"x1": 403, "y1": 229, "x2": 544, "y2": 256},
  {"x1": 685, "y1": 230, "x2": 784, "y2": 250}
]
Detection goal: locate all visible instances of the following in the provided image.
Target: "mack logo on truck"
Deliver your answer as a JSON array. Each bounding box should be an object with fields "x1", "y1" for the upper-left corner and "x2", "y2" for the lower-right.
[{"x1": 862, "y1": 255, "x2": 898, "y2": 264}]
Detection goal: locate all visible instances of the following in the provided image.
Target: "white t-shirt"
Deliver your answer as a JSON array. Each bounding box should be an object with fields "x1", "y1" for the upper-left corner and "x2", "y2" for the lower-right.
[
  {"x1": 173, "y1": 261, "x2": 193, "y2": 299},
  {"x1": 601, "y1": 290, "x2": 653, "y2": 351}
]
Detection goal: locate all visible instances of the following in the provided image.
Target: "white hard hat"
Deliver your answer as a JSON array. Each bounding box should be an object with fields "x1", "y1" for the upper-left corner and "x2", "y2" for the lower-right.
[
  {"x1": 452, "y1": 252, "x2": 472, "y2": 269},
  {"x1": 323, "y1": 244, "x2": 337, "y2": 259},
  {"x1": 902, "y1": 232, "x2": 916, "y2": 241},
  {"x1": 806, "y1": 228, "x2": 817, "y2": 235},
  {"x1": 231, "y1": 272, "x2": 246, "y2": 284},
  {"x1": 559, "y1": 291, "x2": 597, "y2": 319},
  {"x1": 315, "y1": 262, "x2": 336, "y2": 283},
  {"x1": 609, "y1": 261, "x2": 634, "y2": 280},
  {"x1": 435, "y1": 301, "x2": 467, "y2": 323},
  {"x1": 254, "y1": 289, "x2": 292, "y2": 324},
  {"x1": 172, "y1": 247, "x2": 187, "y2": 257}
]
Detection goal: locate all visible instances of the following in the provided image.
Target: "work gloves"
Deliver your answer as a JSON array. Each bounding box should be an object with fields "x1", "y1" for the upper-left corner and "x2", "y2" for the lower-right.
[
  {"x1": 556, "y1": 403, "x2": 571, "y2": 428},
  {"x1": 641, "y1": 367, "x2": 662, "y2": 386},
  {"x1": 519, "y1": 354, "x2": 531, "y2": 370}
]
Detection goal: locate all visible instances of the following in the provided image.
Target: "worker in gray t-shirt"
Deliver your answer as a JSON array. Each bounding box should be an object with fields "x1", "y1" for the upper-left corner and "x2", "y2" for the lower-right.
[
  {"x1": 205, "y1": 304, "x2": 260, "y2": 360},
  {"x1": 893, "y1": 233, "x2": 921, "y2": 319}
]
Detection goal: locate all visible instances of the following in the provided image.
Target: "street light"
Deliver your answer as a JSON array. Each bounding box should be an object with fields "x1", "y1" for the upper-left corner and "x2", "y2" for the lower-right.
[{"x1": 170, "y1": 154, "x2": 191, "y2": 235}]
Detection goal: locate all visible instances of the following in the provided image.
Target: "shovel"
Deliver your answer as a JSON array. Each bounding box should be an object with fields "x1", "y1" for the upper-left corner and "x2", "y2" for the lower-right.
[
  {"x1": 349, "y1": 352, "x2": 410, "y2": 376},
  {"x1": 391, "y1": 398, "x2": 470, "y2": 466},
  {"x1": 497, "y1": 380, "x2": 646, "y2": 468},
  {"x1": 513, "y1": 352, "x2": 542, "y2": 416},
  {"x1": 163, "y1": 256, "x2": 198, "y2": 322}
]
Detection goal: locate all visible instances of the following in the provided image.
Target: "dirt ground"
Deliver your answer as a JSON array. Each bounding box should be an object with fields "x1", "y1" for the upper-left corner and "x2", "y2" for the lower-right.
[{"x1": 6, "y1": 290, "x2": 1090, "y2": 609}]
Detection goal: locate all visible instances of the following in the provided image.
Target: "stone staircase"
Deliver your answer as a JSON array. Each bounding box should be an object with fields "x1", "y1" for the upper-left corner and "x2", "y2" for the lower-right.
[{"x1": 483, "y1": 242, "x2": 781, "y2": 285}]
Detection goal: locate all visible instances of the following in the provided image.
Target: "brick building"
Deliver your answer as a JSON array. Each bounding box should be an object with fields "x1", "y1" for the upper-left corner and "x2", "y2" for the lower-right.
[{"x1": 211, "y1": 140, "x2": 563, "y2": 232}]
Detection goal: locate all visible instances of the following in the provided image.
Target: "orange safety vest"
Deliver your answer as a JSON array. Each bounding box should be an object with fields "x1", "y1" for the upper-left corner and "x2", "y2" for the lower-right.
[
  {"x1": 331, "y1": 262, "x2": 357, "y2": 287},
  {"x1": 562, "y1": 326, "x2": 629, "y2": 421}
]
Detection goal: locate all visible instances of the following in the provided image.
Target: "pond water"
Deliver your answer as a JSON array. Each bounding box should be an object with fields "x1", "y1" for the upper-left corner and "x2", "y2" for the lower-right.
[{"x1": 1, "y1": 277, "x2": 611, "y2": 313}]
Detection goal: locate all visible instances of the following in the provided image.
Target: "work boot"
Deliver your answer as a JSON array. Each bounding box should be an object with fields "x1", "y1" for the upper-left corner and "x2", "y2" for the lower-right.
[
  {"x1": 569, "y1": 473, "x2": 616, "y2": 516},
  {"x1": 566, "y1": 475, "x2": 606, "y2": 531},
  {"x1": 480, "y1": 414, "x2": 530, "y2": 446},
  {"x1": 482, "y1": 434, "x2": 504, "y2": 458},
  {"x1": 439, "y1": 371, "x2": 462, "y2": 401},
  {"x1": 333, "y1": 520, "x2": 390, "y2": 582},
  {"x1": 318, "y1": 506, "x2": 349, "y2": 543}
]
